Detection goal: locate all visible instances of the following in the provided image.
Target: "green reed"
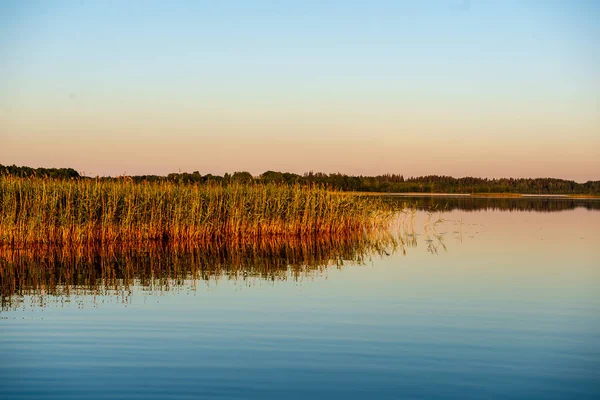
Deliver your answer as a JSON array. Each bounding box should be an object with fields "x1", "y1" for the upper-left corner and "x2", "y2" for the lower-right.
[{"x1": 0, "y1": 176, "x2": 399, "y2": 246}]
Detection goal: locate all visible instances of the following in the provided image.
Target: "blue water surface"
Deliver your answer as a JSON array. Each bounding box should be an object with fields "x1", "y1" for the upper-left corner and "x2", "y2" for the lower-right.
[{"x1": 1, "y1": 205, "x2": 599, "y2": 399}]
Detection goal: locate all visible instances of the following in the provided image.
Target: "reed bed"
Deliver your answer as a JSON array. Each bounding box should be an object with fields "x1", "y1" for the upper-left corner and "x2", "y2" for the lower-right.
[{"x1": 0, "y1": 176, "x2": 399, "y2": 246}]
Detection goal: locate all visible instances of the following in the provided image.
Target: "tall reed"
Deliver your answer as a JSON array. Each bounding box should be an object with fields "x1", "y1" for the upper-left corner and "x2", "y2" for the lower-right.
[{"x1": 0, "y1": 176, "x2": 398, "y2": 246}]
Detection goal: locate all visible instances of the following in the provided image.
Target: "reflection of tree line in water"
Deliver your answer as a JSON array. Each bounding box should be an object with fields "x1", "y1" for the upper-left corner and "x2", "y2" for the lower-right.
[
  {"x1": 1, "y1": 228, "x2": 435, "y2": 311},
  {"x1": 387, "y1": 197, "x2": 600, "y2": 212}
]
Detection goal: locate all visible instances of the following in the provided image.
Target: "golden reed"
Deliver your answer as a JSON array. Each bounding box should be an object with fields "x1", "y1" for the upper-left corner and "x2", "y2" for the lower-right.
[{"x1": 0, "y1": 176, "x2": 399, "y2": 246}]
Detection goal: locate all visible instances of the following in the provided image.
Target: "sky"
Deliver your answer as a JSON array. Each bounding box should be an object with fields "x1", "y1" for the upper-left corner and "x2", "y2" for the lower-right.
[{"x1": 1, "y1": 1, "x2": 598, "y2": 181}]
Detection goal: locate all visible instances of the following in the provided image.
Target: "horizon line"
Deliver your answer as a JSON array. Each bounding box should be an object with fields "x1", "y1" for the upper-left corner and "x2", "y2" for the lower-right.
[{"x1": 1, "y1": 163, "x2": 598, "y2": 184}]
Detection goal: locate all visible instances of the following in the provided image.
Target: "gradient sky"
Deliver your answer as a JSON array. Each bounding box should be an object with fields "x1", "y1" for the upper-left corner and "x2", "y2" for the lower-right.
[{"x1": 1, "y1": 1, "x2": 599, "y2": 180}]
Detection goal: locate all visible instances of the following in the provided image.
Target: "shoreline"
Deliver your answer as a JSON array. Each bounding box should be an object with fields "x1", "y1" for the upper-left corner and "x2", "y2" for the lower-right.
[{"x1": 360, "y1": 192, "x2": 600, "y2": 199}]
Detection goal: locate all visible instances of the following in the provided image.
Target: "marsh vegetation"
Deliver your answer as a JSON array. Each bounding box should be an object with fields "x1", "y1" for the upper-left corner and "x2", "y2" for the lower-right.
[{"x1": 0, "y1": 176, "x2": 399, "y2": 247}]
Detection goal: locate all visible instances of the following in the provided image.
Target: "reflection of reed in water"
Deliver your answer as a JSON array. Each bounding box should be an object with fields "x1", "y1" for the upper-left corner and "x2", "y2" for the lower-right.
[{"x1": 1, "y1": 230, "x2": 417, "y2": 311}]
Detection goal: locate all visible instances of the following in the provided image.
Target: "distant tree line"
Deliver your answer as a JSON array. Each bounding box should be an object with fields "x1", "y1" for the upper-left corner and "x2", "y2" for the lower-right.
[
  {"x1": 1, "y1": 164, "x2": 598, "y2": 195},
  {"x1": 395, "y1": 197, "x2": 600, "y2": 212},
  {"x1": 0, "y1": 164, "x2": 80, "y2": 179}
]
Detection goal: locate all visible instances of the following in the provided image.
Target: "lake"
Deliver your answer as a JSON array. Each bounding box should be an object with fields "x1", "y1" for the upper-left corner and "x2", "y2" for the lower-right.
[{"x1": 1, "y1": 197, "x2": 599, "y2": 399}]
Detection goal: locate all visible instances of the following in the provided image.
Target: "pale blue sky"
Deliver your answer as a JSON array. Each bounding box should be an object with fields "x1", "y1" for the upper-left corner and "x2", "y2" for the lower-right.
[{"x1": 1, "y1": 1, "x2": 598, "y2": 180}]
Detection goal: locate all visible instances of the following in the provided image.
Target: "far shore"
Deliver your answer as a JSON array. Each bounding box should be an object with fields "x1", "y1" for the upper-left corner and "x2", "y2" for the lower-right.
[{"x1": 358, "y1": 192, "x2": 600, "y2": 199}]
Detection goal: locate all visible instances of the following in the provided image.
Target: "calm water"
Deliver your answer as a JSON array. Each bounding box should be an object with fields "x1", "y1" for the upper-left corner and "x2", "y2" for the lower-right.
[{"x1": 1, "y1": 198, "x2": 599, "y2": 399}]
